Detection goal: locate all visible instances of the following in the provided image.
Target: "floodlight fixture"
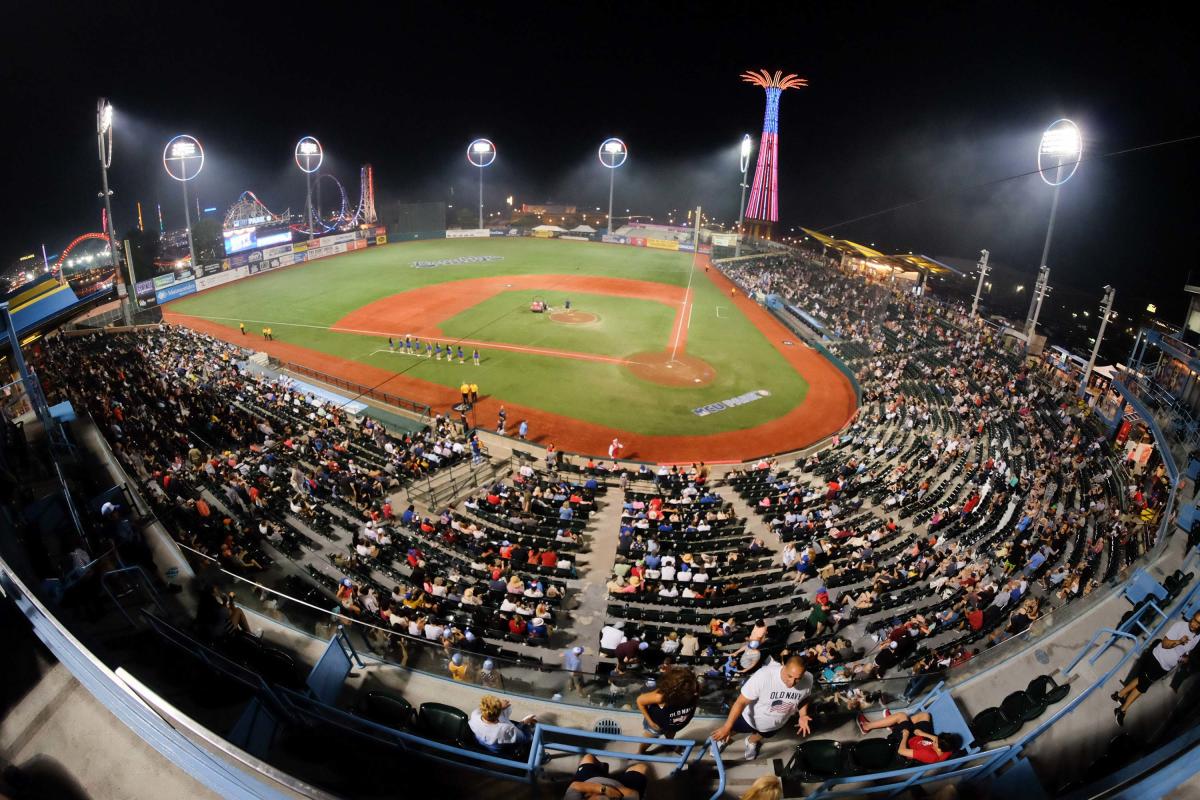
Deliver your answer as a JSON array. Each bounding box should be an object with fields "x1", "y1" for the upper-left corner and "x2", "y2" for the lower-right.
[
  {"x1": 294, "y1": 136, "x2": 323, "y2": 173},
  {"x1": 1037, "y1": 118, "x2": 1082, "y2": 186},
  {"x1": 162, "y1": 133, "x2": 205, "y2": 270}
]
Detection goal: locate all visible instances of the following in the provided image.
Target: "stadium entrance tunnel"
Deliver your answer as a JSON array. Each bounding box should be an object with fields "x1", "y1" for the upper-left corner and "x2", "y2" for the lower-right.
[{"x1": 625, "y1": 351, "x2": 717, "y2": 387}]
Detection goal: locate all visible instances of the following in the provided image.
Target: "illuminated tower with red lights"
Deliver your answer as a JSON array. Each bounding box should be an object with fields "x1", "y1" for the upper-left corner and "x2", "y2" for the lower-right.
[{"x1": 741, "y1": 69, "x2": 807, "y2": 240}]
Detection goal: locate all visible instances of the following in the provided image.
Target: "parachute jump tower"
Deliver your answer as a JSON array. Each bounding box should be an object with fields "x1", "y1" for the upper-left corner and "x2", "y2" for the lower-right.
[{"x1": 741, "y1": 69, "x2": 807, "y2": 241}]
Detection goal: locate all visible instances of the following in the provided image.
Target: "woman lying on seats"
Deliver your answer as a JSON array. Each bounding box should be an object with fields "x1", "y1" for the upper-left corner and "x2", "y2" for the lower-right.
[{"x1": 855, "y1": 710, "x2": 963, "y2": 764}]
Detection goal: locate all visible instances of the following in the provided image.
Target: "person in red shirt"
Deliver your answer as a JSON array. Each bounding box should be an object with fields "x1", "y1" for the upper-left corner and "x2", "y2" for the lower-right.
[
  {"x1": 856, "y1": 711, "x2": 961, "y2": 764},
  {"x1": 539, "y1": 549, "x2": 558, "y2": 568},
  {"x1": 507, "y1": 615, "x2": 526, "y2": 636}
]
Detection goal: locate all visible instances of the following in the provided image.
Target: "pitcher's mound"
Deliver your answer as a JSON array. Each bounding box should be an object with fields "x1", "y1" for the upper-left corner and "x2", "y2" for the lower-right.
[
  {"x1": 550, "y1": 310, "x2": 598, "y2": 324},
  {"x1": 627, "y1": 352, "x2": 717, "y2": 387}
]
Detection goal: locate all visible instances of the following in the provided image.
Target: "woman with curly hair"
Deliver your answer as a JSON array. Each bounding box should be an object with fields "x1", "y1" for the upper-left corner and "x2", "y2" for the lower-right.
[{"x1": 635, "y1": 667, "x2": 700, "y2": 752}]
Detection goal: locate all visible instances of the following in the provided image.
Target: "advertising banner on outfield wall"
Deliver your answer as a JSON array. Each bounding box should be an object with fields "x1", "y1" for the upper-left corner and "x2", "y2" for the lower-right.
[
  {"x1": 629, "y1": 237, "x2": 646, "y2": 247},
  {"x1": 263, "y1": 244, "x2": 294, "y2": 260},
  {"x1": 678, "y1": 243, "x2": 695, "y2": 252},
  {"x1": 375, "y1": 235, "x2": 387, "y2": 245},
  {"x1": 135, "y1": 279, "x2": 156, "y2": 298},
  {"x1": 646, "y1": 238, "x2": 680, "y2": 251},
  {"x1": 602, "y1": 234, "x2": 628, "y2": 245},
  {"x1": 195, "y1": 266, "x2": 249, "y2": 292},
  {"x1": 155, "y1": 279, "x2": 196, "y2": 305},
  {"x1": 202, "y1": 262, "x2": 223, "y2": 275},
  {"x1": 248, "y1": 250, "x2": 263, "y2": 263},
  {"x1": 292, "y1": 242, "x2": 309, "y2": 253},
  {"x1": 153, "y1": 273, "x2": 177, "y2": 289},
  {"x1": 710, "y1": 233, "x2": 738, "y2": 247},
  {"x1": 445, "y1": 228, "x2": 490, "y2": 239}
]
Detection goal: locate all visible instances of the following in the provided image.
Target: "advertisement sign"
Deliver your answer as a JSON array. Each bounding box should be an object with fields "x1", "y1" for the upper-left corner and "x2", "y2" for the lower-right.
[
  {"x1": 601, "y1": 234, "x2": 627, "y2": 245},
  {"x1": 292, "y1": 242, "x2": 309, "y2": 253},
  {"x1": 560, "y1": 235, "x2": 589, "y2": 242},
  {"x1": 248, "y1": 250, "x2": 263, "y2": 263},
  {"x1": 352, "y1": 239, "x2": 367, "y2": 250},
  {"x1": 292, "y1": 252, "x2": 307, "y2": 264},
  {"x1": 446, "y1": 228, "x2": 491, "y2": 239},
  {"x1": 629, "y1": 237, "x2": 647, "y2": 247},
  {"x1": 375, "y1": 235, "x2": 387, "y2": 245},
  {"x1": 155, "y1": 279, "x2": 197, "y2": 305},
  {"x1": 678, "y1": 242, "x2": 695, "y2": 252},
  {"x1": 153, "y1": 273, "x2": 177, "y2": 289},
  {"x1": 255, "y1": 230, "x2": 293, "y2": 248},
  {"x1": 532, "y1": 229, "x2": 555, "y2": 239},
  {"x1": 263, "y1": 244, "x2": 294, "y2": 260},
  {"x1": 135, "y1": 279, "x2": 156, "y2": 297},
  {"x1": 202, "y1": 262, "x2": 223, "y2": 276},
  {"x1": 223, "y1": 227, "x2": 257, "y2": 255},
  {"x1": 228, "y1": 253, "x2": 249, "y2": 268},
  {"x1": 710, "y1": 233, "x2": 738, "y2": 247},
  {"x1": 646, "y1": 238, "x2": 680, "y2": 251},
  {"x1": 326, "y1": 232, "x2": 358, "y2": 246},
  {"x1": 195, "y1": 266, "x2": 249, "y2": 292}
]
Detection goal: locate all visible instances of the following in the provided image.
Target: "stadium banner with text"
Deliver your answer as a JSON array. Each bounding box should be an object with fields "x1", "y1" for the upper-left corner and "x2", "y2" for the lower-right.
[
  {"x1": 646, "y1": 238, "x2": 680, "y2": 251},
  {"x1": 248, "y1": 250, "x2": 263, "y2": 263},
  {"x1": 135, "y1": 279, "x2": 156, "y2": 298},
  {"x1": 629, "y1": 237, "x2": 647, "y2": 247},
  {"x1": 602, "y1": 234, "x2": 628, "y2": 245},
  {"x1": 560, "y1": 235, "x2": 590, "y2": 242},
  {"x1": 374, "y1": 234, "x2": 387, "y2": 245},
  {"x1": 678, "y1": 242, "x2": 695, "y2": 252},
  {"x1": 195, "y1": 266, "x2": 249, "y2": 292},
  {"x1": 153, "y1": 273, "x2": 177, "y2": 290},
  {"x1": 262, "y1": 244, "x2": 294, "y2": 260},
  {"x1": 292, "y1": 241, "x2": 309, "y2": 253},
  {"x1": 352, "y1": 239, "x2": 367, "y2": 250},
  {"x1": 445, "y1": 228, "x2": 491, "y2": 239},
  {"x1": 532, "y1": 229, "x2": 555, "y2": 238},
  {"x1": 155, "y1": 279, "x2": 197, "y2": 305},
  {"x1": 202, "y1": 262, "x2": 223, "y2": 276},
  {"x1": 710, "y1": 233, "x2": 738, "y2": 247}
]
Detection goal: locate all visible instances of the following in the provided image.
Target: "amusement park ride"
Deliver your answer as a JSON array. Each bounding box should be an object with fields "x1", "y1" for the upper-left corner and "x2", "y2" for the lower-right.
[{"x1": 224, "y1": 163, "x2": 378, "y2": 234}]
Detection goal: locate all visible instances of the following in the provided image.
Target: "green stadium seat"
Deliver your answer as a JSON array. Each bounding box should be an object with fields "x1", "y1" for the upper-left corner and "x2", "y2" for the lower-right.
[
  {"x1": 418, "y1": 702, "x2": 470, "y2": 746},
  {"x1": 361, "y1": 691, "x2": 414, "y2": 730},
  {"x1": 970, "y1": 707, "x2": 1022, "y2": 746},
  {"x1": 1026, "y1": 674, "x2": 1069, "y2": 706},
  {"x1": 1001, "y1": 690, "x2": 1045, "y2": 723},
  {"x1": 784, "y1": 739, "x2": 847, "y2": 781},
  {"x1": 847, "y1": 737, "x2": 905, "y2": 774}
]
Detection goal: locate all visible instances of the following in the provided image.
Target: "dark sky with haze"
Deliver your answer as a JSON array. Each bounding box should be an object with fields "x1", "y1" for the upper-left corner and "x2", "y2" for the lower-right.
[{"x1": 1, "y1": 3, "x2": 1196, "y2": 324}]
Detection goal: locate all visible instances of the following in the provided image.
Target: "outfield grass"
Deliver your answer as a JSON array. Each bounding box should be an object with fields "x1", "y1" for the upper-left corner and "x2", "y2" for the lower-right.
[{"x1": 168, "y1": 238, "x2": 809, "y2": 436}]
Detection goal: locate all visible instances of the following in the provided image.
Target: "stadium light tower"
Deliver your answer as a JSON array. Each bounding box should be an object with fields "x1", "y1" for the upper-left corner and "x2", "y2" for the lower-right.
[
  {"x1": 96, "y1": 98, "x2": 131, "y2": 324},
  {"x1": 1080, "y1": 285, "x2": 1116, "y2": 396},
  {"x1": 294, "y1": 136, "x2": 323, "y2": 241},
  {"x1": 162, "y1": 134, "x2": 205, "y2": 270},
  {"x1": 1026, "y1": 118, "x2": 1081, "y2": 342},
  {"x1": 599, "y1": 138, "x2": 627, "y2": 236},
  {"x1": 735, "y1": 134, "x2": 753, "y2": 257},
  {"x1": 467, "y1": 138, "x2": 496, "y2": 230}
]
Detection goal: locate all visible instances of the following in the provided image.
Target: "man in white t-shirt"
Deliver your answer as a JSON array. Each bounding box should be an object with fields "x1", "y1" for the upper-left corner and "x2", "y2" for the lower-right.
[
  {"x1": 1114, "y1": 611, "x2": 1200, "y2": 725},
  {"x1": 711, "y1": 655, "x2": 814, "y2": 760},
  {"x1": 600, "y1": 623, "x2": 625, "y2": 655}
]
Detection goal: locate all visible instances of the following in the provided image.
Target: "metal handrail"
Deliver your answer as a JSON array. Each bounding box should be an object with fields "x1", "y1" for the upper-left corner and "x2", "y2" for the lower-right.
[{"x1": 807, "y1": 746, "x2": 1011, "y2": 799}]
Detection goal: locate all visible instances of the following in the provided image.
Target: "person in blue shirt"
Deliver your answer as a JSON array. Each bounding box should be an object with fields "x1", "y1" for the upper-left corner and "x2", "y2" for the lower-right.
[
  {"x1": 562, "y1": 646, "x2": 585, "y2": 693},
  {"x1": 527, "y1": 616, "x2": 549, "y2": 638},
  {"x1": 559, "y1": 504, "x2": 574, "y2": 521},
  {"x1": 518, "y1": 420, "x2": 529, "y2": 440},
  {"x1": 400, "y1": 504, "x2": 416, "y2": 527}
]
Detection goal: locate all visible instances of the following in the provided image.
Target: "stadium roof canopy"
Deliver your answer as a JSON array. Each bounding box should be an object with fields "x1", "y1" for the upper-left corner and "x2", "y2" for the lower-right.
[{"x1": 800, "y1": 228, "x2": 958, "y2": 275}]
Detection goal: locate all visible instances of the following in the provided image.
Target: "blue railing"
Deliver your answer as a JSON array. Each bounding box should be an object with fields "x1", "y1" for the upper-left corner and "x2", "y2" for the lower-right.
[{"x1": 808, "y1": 746, "x2": 1011, "y2": 799}]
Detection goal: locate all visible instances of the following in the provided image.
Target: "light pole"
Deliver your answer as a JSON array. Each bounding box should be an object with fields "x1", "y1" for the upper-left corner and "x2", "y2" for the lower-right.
[
  {"x1": 294, "y1": 136, "x2": 323, "y2": 241},
  {"x1": 467, "y1": 139, "x2": 496, "y2": 230},
  {"x1": 970, "y1": 248, "x2": 990, "y2": 318},
  {"x1": 96, "y1": 98, "x2": 131, "y2": 324},
  {"x1": 162, "y1": 135, "x2": 205, "y2": 270},
  {"x1": 599, "y1": 138, "x2": 627, "y2": 236},
  {"x1": 1080, "y1": 285, "x2": 1116, "y2": 396},
  {"x1": 735, "y1": 134, "x2": 752, "y2": 257},
  {"x1": 1026, "y1": 119, "x2": 1081, "y2": 342}
]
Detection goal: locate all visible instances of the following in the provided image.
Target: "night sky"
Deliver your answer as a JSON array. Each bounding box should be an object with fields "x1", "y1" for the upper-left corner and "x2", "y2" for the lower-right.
[{"x1": 3, "y1": 4, "x2": 1196, "y2": 330}]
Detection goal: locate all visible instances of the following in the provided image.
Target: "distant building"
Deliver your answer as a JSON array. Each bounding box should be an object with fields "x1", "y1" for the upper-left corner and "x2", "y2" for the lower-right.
[{"x1": 521, "y1": 203, "x2": 577, "y2": 216}]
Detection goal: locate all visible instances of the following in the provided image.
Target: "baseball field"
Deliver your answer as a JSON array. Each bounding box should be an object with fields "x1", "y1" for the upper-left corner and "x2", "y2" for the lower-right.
[{"x1": 164, "y1": 237, "x2": 856, "y2": 461}]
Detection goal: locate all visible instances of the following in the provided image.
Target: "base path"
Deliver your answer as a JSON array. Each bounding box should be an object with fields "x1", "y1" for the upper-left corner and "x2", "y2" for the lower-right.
[{"x1": 164, "y1": 257, "x2": 856, "y2": 463}]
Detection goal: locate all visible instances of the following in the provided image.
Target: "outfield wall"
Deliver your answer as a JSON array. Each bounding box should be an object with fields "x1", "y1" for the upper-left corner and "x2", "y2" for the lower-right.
[
  {"x1": 149, "y1": 226, "x2": 388, "y2": 306},
  {"x1": 151, "y1": 227, "x2": 711, "y2": 308}
]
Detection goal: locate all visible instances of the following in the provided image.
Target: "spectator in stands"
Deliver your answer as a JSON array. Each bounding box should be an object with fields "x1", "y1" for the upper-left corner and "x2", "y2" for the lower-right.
[
  {"x1": 856, "y1": 710, "x2": 963, "y2": 764},
  {"x1": 478, "y1": 659, "x2": 504, "y2": 690},
  {"x1": 739, "y1": 776, "x2": 783, "y2": 800},
  {"x1": 448, "y1": 652, "x2": 469, "y2": 681},
  {"x1": 711, "y1": 655, "x2": 814, "y2": 761},
  {"x1": 615, "y1": 638, "x2": 649, "y2": 674},
  {"x1": 563, "y1": 754, "x2": 649, "y2": 800},
  {"x1": 1114, "y1": 611, "x2": 1200, "y2": 724},
  {"x1": 468, "y1": 695, "x2": 536, "y2": 757},
  {"x1": 732, "y1": 640, "x2": 763, "y2": 674},
  {"x1": 635, "y1": 667, "x2": 700, "y2": 753},
  {"x1": 563, "y1": 646, "x2": 586, "y2": 693}
]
